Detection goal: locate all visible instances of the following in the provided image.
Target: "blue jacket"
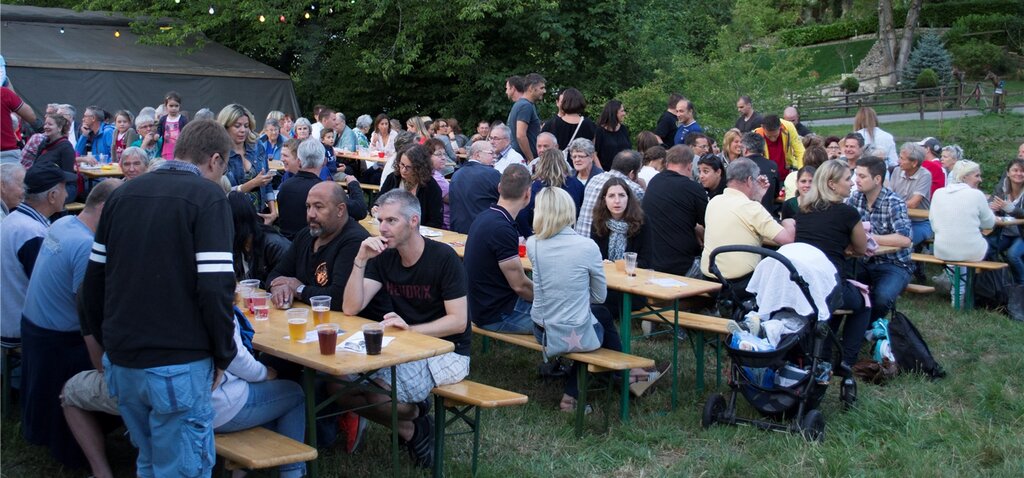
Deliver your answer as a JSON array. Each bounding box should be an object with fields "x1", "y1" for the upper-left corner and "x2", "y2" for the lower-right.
[{"x1": 74, "y1": 122, "x2": 115, "y2": 158}]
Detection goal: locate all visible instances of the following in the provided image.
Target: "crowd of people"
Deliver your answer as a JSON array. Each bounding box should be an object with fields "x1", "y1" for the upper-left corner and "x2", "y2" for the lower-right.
[{"x1": 3, "y1": 69, "x2": 1024, "y2": 477}]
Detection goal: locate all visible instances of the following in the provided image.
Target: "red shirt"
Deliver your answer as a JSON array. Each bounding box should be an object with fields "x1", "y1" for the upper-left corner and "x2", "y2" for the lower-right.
[
  {"x1": 921, "y1": 159, "x2": 945, "y2": 197},
  {"x1": 765, "y1": 135, "x2": 787, "y2": 181},
  {"x1": 1, "y1": 87, "x2": 24, "y2": 151}
]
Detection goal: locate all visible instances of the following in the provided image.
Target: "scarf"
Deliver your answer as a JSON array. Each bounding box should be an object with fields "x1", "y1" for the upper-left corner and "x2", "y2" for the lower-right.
[{"x1": 607, "y1": 219, "x2": 629, "y2": 260}]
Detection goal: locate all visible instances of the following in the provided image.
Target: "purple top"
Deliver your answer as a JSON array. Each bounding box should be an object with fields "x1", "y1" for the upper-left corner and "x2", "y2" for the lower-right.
[{"x1": 433, "y1": 170, "x2": 451, "y2": 229}]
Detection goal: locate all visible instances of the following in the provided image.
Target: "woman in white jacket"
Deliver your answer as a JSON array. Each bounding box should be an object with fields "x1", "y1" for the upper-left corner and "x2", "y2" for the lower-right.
[
  {"x1": 854, "y1": 107, "x2": 898, "y2": 168},
  {"x1": 930, "y1": 160, "x2": 995, "y2": 304},
  {"x1": 213, "y1": 311, "x2": 306, "y2": 478}
]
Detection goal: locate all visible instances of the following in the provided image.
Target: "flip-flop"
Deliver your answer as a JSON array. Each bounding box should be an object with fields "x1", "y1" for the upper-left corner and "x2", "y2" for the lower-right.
[{"x1": 629, "y1": 361, "x2": 672, "y2": 397}]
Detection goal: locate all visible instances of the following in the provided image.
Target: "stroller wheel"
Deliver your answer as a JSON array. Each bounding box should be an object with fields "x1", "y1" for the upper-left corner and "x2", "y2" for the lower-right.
[
  {"x1": 701, "y1": 393, "x2": 726, "y2": 429},
  {"x1": 840, "y1": 377, "x2": 857, "y2": 410},
  {"x1": 800, "y1": 409, "x2": 826, "y2": 442}
]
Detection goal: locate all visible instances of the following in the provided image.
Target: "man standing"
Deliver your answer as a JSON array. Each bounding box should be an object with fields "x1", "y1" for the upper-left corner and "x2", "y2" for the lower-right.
[
  {"x1": 783, "y1": 106, "x2": 812, "y2": 137},
  {"x1": 310, "y1": 106, "x2": 332, "y2": 140},
  {"x1": 846, "y1": 156, "x2": 913, "y2": 320},
  {"x1": 575, "y1": 150, "x2": 645, "y2": 238},
  {"x1": 82, "y1": 120, "x2": 237, "y2": 478},
  {"x1": 916, "y1": 137, "x2": 946, "y2": 196},
  {"x1": 268, "y1": 181, "x2": 385, "y2": 317},
  {"x1": 342, "y1": 189, "x2": 470, "y2": 468},
  {"x1": 889, "y1": 143, "x2": 933, "y2": 247},
  {"x1": 655, "y1": 93, "x2": 683, "y2": 147},
  {"x1": 507, "y1": 73, "x2": 545, "y2": 163},
  {"x1": 740, "y1": 132, "x2": 781, "y2": 214},
  {"x1": 701, "y1": 158, "x2": 795, "y2": 297},
  {"x1": 19, "y1": 179, "x2": 122, "y2": 468},
  {"x1": 734, "y1": 96, "x2": 763, "y2": 133},
  {"x1": 489, "y1": 124, "x2": 525, "y2": 174},
  {"x1": 74, "y1": 106, "x2": 114, "y2": 157},
  {"x1": 642, "y1": 145, "x2": 708, "y2": 277},
  {"x1": 450, "y1": 140, "x2": 501, "y2": 233},
  {"x1": 672, "y1": 99, "x2": 703, "y2": 145},
  {"x1": 1, "y1": 163, "x2": 72, "y2": 347},
  {"x1": 2, "y1": 86, "x2": 39, "y2": 163},
  {"x1": 276, "y1": 138, "x2": 365, "y2": 240},
  {"x1": 754, "y1": 114, "x2": 805, "y2": 182},
  {"x1": 465, "y1": 165, "x2": 534, "y2": 333}
]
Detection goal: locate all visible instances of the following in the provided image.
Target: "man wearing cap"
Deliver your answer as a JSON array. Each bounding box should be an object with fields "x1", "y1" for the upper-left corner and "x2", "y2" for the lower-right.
[
  {"x1": 1, "y1": 163, "x2": 74, "y2": 347},
  {"x1": 917, "y1": 137, "x2": 946, "y2": 197}
]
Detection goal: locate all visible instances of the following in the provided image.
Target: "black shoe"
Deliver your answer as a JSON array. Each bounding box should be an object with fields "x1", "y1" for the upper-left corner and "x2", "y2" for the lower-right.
[
  {"x1": 404, "y1": 412, "x2": 434, "y2": 468},
  {"x1": 539, "y1": 358, "x2": 569, "y2": 379}
]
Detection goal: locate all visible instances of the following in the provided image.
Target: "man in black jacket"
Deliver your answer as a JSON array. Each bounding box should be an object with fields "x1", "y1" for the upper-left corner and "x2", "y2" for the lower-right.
[
  {"x1": 740, "y1": 132, "x2": 780, "y2": 215},
  {"x1": 81, "y1": 120, "x2": 236, "y2": 478}
]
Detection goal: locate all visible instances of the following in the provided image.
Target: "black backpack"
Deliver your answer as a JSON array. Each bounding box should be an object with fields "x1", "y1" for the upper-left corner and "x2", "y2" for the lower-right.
[{"x1": 888, "y1": 310, "x2": 946, "y2": 379}]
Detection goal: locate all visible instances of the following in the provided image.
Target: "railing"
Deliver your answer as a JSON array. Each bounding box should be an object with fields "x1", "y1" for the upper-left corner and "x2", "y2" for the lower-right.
[{"x1": 795, "y1": 82, "x2": 1023, "y2": 120}]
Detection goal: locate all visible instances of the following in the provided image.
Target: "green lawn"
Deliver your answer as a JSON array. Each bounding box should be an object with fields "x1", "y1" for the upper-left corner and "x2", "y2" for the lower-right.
[
  {"x1": 812, "y1": 112, "x2": 1024, "y2": 181},
  {"x1": 802, "y1": 38, "x2": 876, "y2": 81},
  {"x1": 3, "y1": 282, "x2": 1023, "y2": 477}
]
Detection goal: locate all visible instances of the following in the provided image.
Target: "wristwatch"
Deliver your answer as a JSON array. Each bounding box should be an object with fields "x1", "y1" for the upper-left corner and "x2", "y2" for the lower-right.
[{"x1": 296, "y1": 285, "x2": 305, "y2": 297}]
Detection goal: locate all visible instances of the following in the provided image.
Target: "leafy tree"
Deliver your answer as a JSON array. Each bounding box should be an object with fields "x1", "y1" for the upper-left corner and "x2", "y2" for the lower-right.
[{"x1": 902, "y1": 32, "x2": 954, "y2": 86}]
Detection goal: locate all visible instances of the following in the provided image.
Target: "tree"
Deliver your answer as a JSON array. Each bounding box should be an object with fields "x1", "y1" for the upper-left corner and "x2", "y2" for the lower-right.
[
  {"x1": 878, "y1": 0, "x2": 897, "y2": 86},
  {"x1": 903, "y1": 33, "x2": 954, "y2": 86},
  {"x1": 895, "y1": 0, "x2": 924, "y2": 83}
]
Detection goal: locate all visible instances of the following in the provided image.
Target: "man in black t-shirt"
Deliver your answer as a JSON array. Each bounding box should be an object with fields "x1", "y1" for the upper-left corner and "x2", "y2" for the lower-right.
[
  {"x1": 655, "y1": 93, "x2": 683, "y2": 147},
  {"x1": 342, "y1": 189, "x2": 468, "y2": 468},
  {"x1": 642, "y1": 145, "x2": 708, "y2": 277}
]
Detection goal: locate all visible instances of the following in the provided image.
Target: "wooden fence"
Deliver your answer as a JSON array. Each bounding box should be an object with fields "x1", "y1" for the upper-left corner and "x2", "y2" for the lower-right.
[{"x1": 795, "y1": 82, "x2": 1023, "y2": 120}]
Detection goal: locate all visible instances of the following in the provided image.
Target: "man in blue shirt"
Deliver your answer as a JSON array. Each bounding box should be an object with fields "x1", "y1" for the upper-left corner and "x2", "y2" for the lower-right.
[
  {"x1": 673, "y1": 99, "x2": 704, "y2": 145},
  {"x1": 334, "y1": 112, "x2": 357, "y2": 152},
  {"x1": 450, "y1": 141, "x2": 501, "y2": 233},
  {"x1": 507, "y1": 73, "x2": 545, "y2": 163},
  {"x1": 74, "y1": 106, "x2": 114, "y2": 158},
  {"x1": 465, "y1": 164, "x2": 534, "y2": 333}
]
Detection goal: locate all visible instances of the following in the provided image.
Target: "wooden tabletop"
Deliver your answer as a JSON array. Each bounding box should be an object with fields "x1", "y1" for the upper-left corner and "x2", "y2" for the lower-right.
[
  {"x1": 251, "y1": 304, "x2": 454, "y2": 376},
  {"x1": 338, "y1": 151, "x2": 389, "y2": 164},
  {"x1": 603, "y1": 261, "x2": 721, "y2": 301},
  {"x1": 79, "y1": 164, "x2": 123, "y2": 178},
  {"x1": 908, "y1": 208, "x2": 928, "y2": 219}
]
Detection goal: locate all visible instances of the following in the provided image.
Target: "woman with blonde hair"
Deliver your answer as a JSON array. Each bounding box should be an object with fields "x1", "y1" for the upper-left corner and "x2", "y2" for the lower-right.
[
  {"x1": 515, "y1": 149, "x2": 585, "y2": 236},
  {"x1": 853, "y1": 106, "x2": 897, "y2": 167},
  {"x1": 794, "y1": 159, "x2": 869, "y2": 370},
  {"x1": 721, "y1": 128, "x2": 744, "y2": 164},
  {"x1": 931, "y1": 160, "x2": 995, "y2": 304},
  {"x1": 218, "y1": 104, "x2": 276, "y2": 221}
]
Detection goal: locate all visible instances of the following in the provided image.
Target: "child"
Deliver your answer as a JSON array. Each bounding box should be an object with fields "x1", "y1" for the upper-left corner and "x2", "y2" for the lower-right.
[
  {"x1": 157, "y1": 91, "x2": 189, "y2": 159},
  {"x1": 111, "y1": 110, "x2": 138, "y2": 163},
  {"x1": 319, "y1": 128, "x2": 339, "y2": 180}
]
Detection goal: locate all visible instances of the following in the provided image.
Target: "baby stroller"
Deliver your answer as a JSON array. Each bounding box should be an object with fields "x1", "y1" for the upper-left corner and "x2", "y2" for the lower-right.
[{"x1": 700, "y1": 245, "x2": 856, "y2": 442}]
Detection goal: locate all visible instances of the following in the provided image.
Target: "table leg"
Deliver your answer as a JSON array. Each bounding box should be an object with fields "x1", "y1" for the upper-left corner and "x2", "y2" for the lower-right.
[
  {"x1": 302, "y1": 367, "x2": 319, "y2": 478},
  {"x1": 575, "y1": 364, "x2": 588, "y2": 438},
  {"x1": 619, "y1": 293, "x2": 632, "y2": 422},
  {"x1": 433, "y1": 397, "x2": 445, "y2": 478},
  {"x1": 966, "y1": 269, "x2": 975, "y2": 310},
  {"x1": 670, "y1": 300, "x2": 679, "y2": 410},
  {"x1": 953, "y1": 269, "x2": 962, "y2": 310},
  {"x1": 695, "y1": 331, "x2": 706, "y2": 393},
  {"x1": 390, "y1": 365, "x2": 399, "y2": 473}
]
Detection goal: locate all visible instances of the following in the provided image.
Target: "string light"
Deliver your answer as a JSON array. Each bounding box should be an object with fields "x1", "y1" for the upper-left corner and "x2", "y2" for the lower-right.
[
  {"x1": 259, "y1": 15, "x2": 265, "y2": 22},
  {"x1": 304, "y1": 12, "x2": 310, "y2": 19},
  {"x1": 114, "y1": 30, "x2": 121, "y2": 38},
  {"x1": 329, "y1": 8, "x2": 334, "y2": 13},
  {"x1": 311, "y1": 5, "x2": 316, "y2": 10},
  {"x1": 279, "y1": 15, "x2": 286, "y2": 22},
  {"x1": 174, "y1": 0, "x2": 180, "y2": 3},
  {"x1": 208, "y1": 6, "x2": 215, "y2": 14}
]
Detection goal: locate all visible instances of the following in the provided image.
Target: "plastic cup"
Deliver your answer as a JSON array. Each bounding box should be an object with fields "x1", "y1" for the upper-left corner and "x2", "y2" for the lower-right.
[
  {"x1": 316, "y1": 323, "x2": 340, "y2": 355},
  {"x1": 310, "y1": 296, "x2": 331, "y2": 325},
  {"x1": 362, "y1": 323, "x2": 384, "y2": 355},
  {"x1": 251, "y1": 292, "x2": 271, "y2": 321},
  {"x1": 239, "y1": 279, "x2": 261, "y2": 312},
  {"x1": 624, "y1": 252, "x2": 638, "y2": 277},
  {"x1": 377, "y1": 151, "x2": 385, "y2": 159},
  {"x1": 286, "y1": 309, "x2": 309, "y2": 343}
]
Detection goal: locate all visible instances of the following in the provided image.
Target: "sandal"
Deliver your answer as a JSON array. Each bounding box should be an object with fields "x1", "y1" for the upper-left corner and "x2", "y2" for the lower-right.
[
  {"x1": 629, "y1": 361, "x2": 672, "y2": 397},
  {"x1": 558, "y1": 396, "x2": 593, "y2": 415}
]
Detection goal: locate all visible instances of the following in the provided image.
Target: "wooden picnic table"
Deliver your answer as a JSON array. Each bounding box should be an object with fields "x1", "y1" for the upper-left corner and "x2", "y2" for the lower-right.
[
  {"x1": 252, "y1": 302, "x2": 453, "y2": 477},
  {"x1": 337, "y1": 150, "x2": 389, "y2": 164},
  {"x1": 79, "y1": 164, "x2": 123, "y2": 179},
  {"x1": 908, "y1": 208, "x2": 1024, "y2": 234},
  {"x1": 603, "y1": 263, "x2": 721, "y2": 415}
]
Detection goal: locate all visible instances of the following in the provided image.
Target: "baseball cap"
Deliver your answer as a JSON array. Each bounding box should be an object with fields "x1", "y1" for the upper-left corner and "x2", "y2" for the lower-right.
[
  {"x1": 917, "y1": 137, "x2": 942, "y2": 156},
  {"x1": 25, "y1": 163, "x2": 77, "y2": 194}
]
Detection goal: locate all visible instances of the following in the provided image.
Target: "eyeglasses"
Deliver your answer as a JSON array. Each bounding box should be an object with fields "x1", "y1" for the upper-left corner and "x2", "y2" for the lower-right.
[
  {"x1": 399, "y1": 163, "x2": 414, "y2": 171},
  {"x1": 431, "y1": 151, "x2": 446, "y2": 157},
  {"x1": 490, "y1": 136, "x2": 508, "y2": 141}
]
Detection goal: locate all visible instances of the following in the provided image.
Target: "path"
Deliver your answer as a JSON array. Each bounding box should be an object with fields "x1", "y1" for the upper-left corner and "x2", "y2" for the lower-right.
[{"x1": 805, "y1": 106, "x2": 1024, "y2": 127}]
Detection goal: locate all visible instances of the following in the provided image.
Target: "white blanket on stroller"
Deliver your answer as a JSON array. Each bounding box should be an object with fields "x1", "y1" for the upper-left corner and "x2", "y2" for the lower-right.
[{"x1": 746, "y1": 243, "x2": 837, "y2": 322}]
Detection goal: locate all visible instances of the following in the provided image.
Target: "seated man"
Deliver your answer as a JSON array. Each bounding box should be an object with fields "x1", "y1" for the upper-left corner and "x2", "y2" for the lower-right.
[
  {"x1": 889, "y1": 142, "x2": 933, "y2": 248},
  {"x1": 449, "y1": 140, "x2": 501, "y2": 234},
  {"x1": 465, "y1": 164, "x2": 534, "y2": 333},
  {"x1": 277, "y1": 138, "x2": 365, "y2": 240},
  {"x1": 642, "y1": 145, "x2": 707, "y2": 277},
  {"x1": 847, "y1": 156, "x2": 913, "y2": 320},
  {"x1": 268, "y1": 181, "x2": 386, "y2": 318},
  {"x1": 574, "y1": 150, "x2": 645, "y2": 238},
  {"x1": 342, "y1": 189, "x2": 470, "y2": 469},
  {"x1": 701, "y1": 158, "x2": 796, "y2": 300}
]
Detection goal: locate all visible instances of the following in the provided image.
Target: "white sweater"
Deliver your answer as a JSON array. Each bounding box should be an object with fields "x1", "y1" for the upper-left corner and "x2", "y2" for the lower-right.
[
  {"x1": 929, "y1": 184, "x2": 996, "y2": 261},
  {"x1": 212, "y1": 319, "x2": 269, "y2": 428}
]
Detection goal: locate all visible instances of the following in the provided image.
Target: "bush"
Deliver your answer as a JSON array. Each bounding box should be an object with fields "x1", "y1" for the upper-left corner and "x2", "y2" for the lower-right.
[
  {"x1": 841, "y1": 76, "x2": 860, "y2": 93},
  {"x1": 916, "y1": 68, "x2": 939, "y2": 89},
  {"x1": 945, "y1": 13, "x2": 1024, "y2": 54},
  {"x1": 951, "y1": 40, "x2": 1010, "y2": 76}
]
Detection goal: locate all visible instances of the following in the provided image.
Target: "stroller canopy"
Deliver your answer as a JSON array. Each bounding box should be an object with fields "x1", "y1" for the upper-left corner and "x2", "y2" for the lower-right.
[{"x1": 746, "y1": 243, "x2": 837, "y2": 321}]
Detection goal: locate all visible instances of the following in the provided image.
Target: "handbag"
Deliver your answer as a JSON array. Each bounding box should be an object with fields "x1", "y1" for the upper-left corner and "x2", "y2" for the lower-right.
[
  {"x1": 561, "y1": 117, "x2": 585, "y2": 159},
  {"x1": 535, "y1": 236, "x2": 601, "y2": 361}
]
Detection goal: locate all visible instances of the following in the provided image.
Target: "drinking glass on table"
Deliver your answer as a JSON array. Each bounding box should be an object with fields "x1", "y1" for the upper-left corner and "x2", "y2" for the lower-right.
[
  {"x1": 286, "y1": 309, "x2": 309, "y2": 343},
  {"x1": 310, "y1": 296, "x2": 331, "y2": 325},
  {"x1": 316, "y1": 323, "x2": 340, "y2": 355},
  {"x1": 251, "y1": 292, "x2": 271, "y2": 322},
  {"x1": 624, "y1": 252, "x2": 638, "y2": 277},
  {"x1": 362, "y1": 323, "x2": 384, "y2": 355},
  {"x1": 238, "y1": 279, "x2": 261, "y2": 312}
]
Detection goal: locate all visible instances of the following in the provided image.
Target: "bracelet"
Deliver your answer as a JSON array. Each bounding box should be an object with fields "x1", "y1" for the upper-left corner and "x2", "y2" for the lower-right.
[{"x1": 354, "y1": 261, "x2": 366, "y2": 269}]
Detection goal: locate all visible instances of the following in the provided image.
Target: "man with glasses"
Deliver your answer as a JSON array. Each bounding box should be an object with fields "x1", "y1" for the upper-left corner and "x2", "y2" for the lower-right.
[
  {"x1": 489, "y1": 124, "x2": 524, "y2": 174},
  {"x1": 685, "y1": 132, "x2": 712, "y2": 177},
  {"x1": 450, "y1": 140, "x2": 501, "y2": 233},
  {"x1": 74, "y1": 106, "x2": 114, "y2": 158}
]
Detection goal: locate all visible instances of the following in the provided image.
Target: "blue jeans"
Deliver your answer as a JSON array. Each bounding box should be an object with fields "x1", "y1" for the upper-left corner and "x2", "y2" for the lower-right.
[
  {"x1": 104, "y1": 356, "x2": 215, "y2": 478},
  {"x1": 856, "y1": 263, "x2": 911, "y2": 320},
  {"x1": 216, "y1": 380, "x2": 306, "y2": 478},
  {"x1": 533, "y1": 304, "x2": 620, "y2": 399},
  {"x1": 996, "y1": 235, "x2": 1024, "y2": 284},
  {"x1": 910, "y1": 220, "x2": 933, "y2": 247},
  {"x1": 477, "y1": 297, "x2": 534, "y2": 334},
  {"x1": 829, "y1": 281, "x2": 872, "y2": 368}
]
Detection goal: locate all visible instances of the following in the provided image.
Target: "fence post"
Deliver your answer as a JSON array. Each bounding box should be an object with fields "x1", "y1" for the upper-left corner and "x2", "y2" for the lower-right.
[
  {"x1": 919, "y1": 94, "x2": 925, "y2": 121},
  {"x1": 939, "y1": 87, "x2": 944, "y2": 115}
]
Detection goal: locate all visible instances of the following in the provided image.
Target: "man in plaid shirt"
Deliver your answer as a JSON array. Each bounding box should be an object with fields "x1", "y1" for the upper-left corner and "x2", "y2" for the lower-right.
[{"x1": 846, "y1": 156, "x2": 913, "y2": 320}]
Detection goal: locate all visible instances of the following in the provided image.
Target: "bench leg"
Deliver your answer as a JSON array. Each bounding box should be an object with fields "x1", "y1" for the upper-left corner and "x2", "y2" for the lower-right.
[
  {"x1": 965, "y1": 269, "x2": 976, "y2": 310},
  {"x1": 302, "y1": 367, "x2": 318, "y2": 478},
  {"x1": 471, "y1": 407, "x2": 482, "y2": 476},
  {"x1": 481, "y1": 336, "x2": 491, "y2": 354},
  {"x1": 433, "y1": 398, "x2": 446, "y2": 478},
  {"x1": 694, "y1": 331, "x2": 706, "y2": 393},
  {"x1": 670, "y1": 300, "x2": 679, "y2": 410},
  {"x1": 619, "y1": 293, "x2": 632, "y2": 423},
  {"x1": 576, "y1": 365, "x2": 589, "y2": 438},
  {"x1": 952, "y1": 268, "x2": 962, "y2": 310}
]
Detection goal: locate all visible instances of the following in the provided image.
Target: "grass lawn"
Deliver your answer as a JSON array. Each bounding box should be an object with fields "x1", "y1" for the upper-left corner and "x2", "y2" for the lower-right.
[
  {"x1": 3, "y1": 281, "x2": 1023, "y2": 477},
  {"x1": 812, "y1": 112, "x2": 1024, "y2": 181},
  {"x1": 801, "y1": 38, "x2": 876, "y2": 82}
]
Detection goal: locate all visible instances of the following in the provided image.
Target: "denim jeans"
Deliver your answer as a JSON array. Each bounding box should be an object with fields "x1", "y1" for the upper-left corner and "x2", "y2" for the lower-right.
[
  {"x1": 856, "y1": 262, "x2": 911, "y2": 320},
  {"x1": 996, "y1": 235, "x2": 1024, "y2": 284},
  {"x1": 478, "y1": 297, "x2": 534, "y2": 334},
  {"x1": 104, "y1": 356, "x2": 215, "y2": 478},
  {"x1": 829, "y1": 281, "x2": 872, "y2": 368},
  {"x1": 910, "y1": 220, "x2": 933, "y2": 247},
  {"x1": 533, "y1": 304, "x2": 621, "y2": 399},
  {"x1": 215, "y1": 380, "x2": 306, "y2": 478}
]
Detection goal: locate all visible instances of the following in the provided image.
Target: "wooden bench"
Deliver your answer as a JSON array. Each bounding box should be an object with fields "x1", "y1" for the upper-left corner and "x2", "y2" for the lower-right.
[
  {"x1": 431, "y1": 380, "x2": 527, "y2": 478},
  {"x1": 904, "y1": 283, "x2": 936, "y2": 294},
  {"x1": 471, "y1": 325, "x2": 653, "y2": 437},
  {"x1": 215, "y1": 427, "x2": 317, "y2": 477},
  {"x1": 65, "y1": 202, "x2": 85, "y2": 214},
  {"x1": 634, "y1": 310, "x2": 729, "y2": 391},
  {"x1": 911, "y1": 253, "x2": 1007, "y2": 309}
]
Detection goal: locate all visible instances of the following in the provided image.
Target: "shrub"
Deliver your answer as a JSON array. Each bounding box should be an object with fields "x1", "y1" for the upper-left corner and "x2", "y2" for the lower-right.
[
  {"x1": 916, "y1": 68, "x2": 939, "y2": 89},
  {"x1": 903, "y1": 33, "x2": 954, "y2": 85},
  {"x1": 841, "y1": 76, "x2": 860, "y2": 93},
  {"x1": 951, "y1": 40, "x2": 1010, "y2": 76}
]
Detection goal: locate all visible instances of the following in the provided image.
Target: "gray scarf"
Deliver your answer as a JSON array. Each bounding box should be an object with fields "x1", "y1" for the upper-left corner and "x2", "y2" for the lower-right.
[{"x1": 607, "y1": 219, "x2": 629, "y2": 260}]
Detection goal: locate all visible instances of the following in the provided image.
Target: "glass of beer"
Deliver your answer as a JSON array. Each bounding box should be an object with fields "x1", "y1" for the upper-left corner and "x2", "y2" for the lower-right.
[
  {"x1": 286, "y1": 309, "x2": 309, "y2": 343},
  {"x1": 362, "y1": 323, "x2": 384, "y2": 355},
  {"x1": 316, "y1": 323, "x2": 340, "y2": 355},
  {"x1": 310, "y1": 296, "x2": 331, "y2": 325},
  {"x1": 251, "y1": 292, "x2": 271, "y2": 322}
]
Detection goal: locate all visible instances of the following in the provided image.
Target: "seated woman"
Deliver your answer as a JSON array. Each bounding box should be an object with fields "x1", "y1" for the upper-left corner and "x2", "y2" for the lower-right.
[
  {"x1": 792, "y1": 159, "x2": 869, "y2": 372},
  {"x1": 228, "y1": 192, "x2": 291, "y2": 289},
  {"x1": 590, "y1": 177, "x2": 651, "y2": 316},
  {"x1": 940, "y1": 144, "x2": 963, "y2": 186},
  {"x1": 425, "y1": 138, "x2": 452, "y2": 229},
  {"x1": 214, "y1": 308, "x2": 305, "y2": 478},
  {"x1": 568, "y1": 138, "x2": 603, "y2": 187},
  {"x1": 697, "y1": 154, "x2": 726, "y2": 200},
  {"x1": 781, "y1": 165, "x2": 816, "y2": 220},
  {"x1": 380, "y1": 144, "x2": 444, "y2": 228},
  {"x1": 515, "y1": 149, "x2": 585, "y2": 236},
  {"x1": 931, "y1": 160, "x2": 995, "y2": 304},
  {"x1": 259, "y1": 117, "x2": 287, "y2": 161},
  {"x1": 784, "y1": 144, "x2": 828, "y2": 201},
  {"x1": 989, "y1": 158, "x2": 1024, "y2": 284}
]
